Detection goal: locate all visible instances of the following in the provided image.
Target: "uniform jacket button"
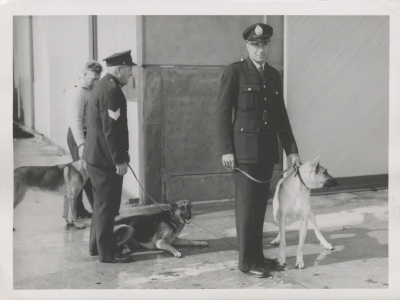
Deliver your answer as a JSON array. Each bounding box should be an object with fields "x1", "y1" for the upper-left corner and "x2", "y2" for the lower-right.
[
  {"x1": 248, "y1": 88, "x2": 251, "y2": 91},
  {"x1": 241, "y1": 128, "x2": 244, "y2": 131},
  {"x1": 276, "y1": 91, "x2": 278, "y2": 94}
]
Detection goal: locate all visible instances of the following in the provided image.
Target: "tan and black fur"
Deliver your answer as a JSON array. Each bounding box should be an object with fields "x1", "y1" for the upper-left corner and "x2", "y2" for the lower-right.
[
  {"x1": 14, "y1": 159, "x2": 89, "y2": 229},
  {"x1": 271, "y1": 155, "x2": 339, "y2": 269},
  {"x1": 114, "y1": 200, "x2": 208, "y2": 257}
]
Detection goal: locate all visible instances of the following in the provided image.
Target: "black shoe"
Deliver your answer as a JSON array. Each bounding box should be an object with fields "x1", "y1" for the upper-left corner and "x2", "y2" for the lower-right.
[
  {"x1": 244, "y1": 267, "x2": 271, "y2": 278},
  {"x1": 89, "y1": 251, "x2": 98, "y2": 256},
  {"x1": 77, "y1": 210, "x2": 92, "y2": 219},
  {"x1": 101, "y1": 252, "x2": 133, "y2": 264}
]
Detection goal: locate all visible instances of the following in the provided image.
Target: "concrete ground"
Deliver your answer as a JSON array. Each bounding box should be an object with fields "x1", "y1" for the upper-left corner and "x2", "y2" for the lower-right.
[{"x1": 13, "y1": 137, "x2": 388, "y2": 290}]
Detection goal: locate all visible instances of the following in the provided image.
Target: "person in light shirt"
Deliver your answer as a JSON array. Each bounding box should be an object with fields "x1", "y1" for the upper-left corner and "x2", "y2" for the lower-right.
[{"x1": 66, "y1": 61, "x2": 103, "y2": 219}]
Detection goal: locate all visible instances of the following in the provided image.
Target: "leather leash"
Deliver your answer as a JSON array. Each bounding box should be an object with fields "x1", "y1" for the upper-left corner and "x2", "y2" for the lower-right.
[
  {"x1": 127, "y1": 162, "x2": 292, "y2": 210},
  {"x1": 294, "y1": 166, "x2": 310, "y2": 189},
  {"x1": 127, "y1": 163, "x2": 168, "y2": 212},
  {"x1": 226, "y1": 165, "x2": 293, "y2": 183}
]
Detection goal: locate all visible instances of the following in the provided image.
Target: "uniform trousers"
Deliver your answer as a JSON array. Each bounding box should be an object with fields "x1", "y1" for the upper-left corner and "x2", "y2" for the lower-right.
[
  {"x1": 66, "y1": 128, "x2": 94, "y2": 212},
  {"x1": 87, "y1": 163, "x2": 123, "y2": 262},
  {"x1": 233, "y1": 163, "x2": 274, "y2": 272}
]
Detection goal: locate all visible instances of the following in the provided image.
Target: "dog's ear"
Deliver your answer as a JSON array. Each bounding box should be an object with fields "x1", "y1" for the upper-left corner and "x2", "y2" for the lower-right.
[
  {"x1": 311, "y1": 155, "x2": 320, "y2": 166},
  {"x1": 311, "y1": 155, "x2": 320, "y2": 174},
  {"x1": 170, "y1": 203, "x2": 178, "y2": 215},
  {"x1": 315, "y1": 163, "x2": 320, "y2": 174}
]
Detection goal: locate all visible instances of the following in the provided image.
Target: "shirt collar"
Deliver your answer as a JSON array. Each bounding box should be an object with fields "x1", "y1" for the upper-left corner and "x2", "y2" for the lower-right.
[
  {"x1": 250, "y1": 59, "x2": 265, "y2": 71},
  {"x1": 78, "y1": 77, "x2": 90, "y2": 90}
]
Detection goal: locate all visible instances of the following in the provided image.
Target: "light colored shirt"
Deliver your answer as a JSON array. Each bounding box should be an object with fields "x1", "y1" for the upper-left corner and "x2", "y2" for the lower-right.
[
  {"x1": 250, "y1": 59, "x2": 265, "y2": 72},
  {"x1": 66, "y1": 77, "x2": 91, "y2": 147}
]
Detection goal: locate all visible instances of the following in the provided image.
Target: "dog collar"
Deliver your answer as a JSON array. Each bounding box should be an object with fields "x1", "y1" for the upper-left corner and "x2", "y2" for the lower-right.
[{"x1": 295, "y1": 167, "x2": 311, "y2": 189}]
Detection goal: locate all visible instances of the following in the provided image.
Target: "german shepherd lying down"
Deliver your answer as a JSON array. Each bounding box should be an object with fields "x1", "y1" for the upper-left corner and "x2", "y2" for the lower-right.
[
  {"x1": 114, "y1": 200, "x2": 208, "y2": 257},
  {"x1": 14, "y1": 160, "x2": 88, "y2": 229}
]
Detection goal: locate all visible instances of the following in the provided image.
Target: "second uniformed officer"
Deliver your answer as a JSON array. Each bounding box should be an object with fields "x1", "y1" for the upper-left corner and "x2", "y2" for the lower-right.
[
  {"x1": 216, "y1": 24, "x2": 301, "y2": 277},
  {"x1": 83, "y1": 50, "x2": 135, "y2": 263}
]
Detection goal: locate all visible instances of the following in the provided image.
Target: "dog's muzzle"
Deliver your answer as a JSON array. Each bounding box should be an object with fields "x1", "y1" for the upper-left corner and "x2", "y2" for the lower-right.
[
  {"x1": 183, "y1": 214, "x2": 192, "y2": 224},
  {"x1": 324, "y1": 178, "x2": 339, "y2": 188}
]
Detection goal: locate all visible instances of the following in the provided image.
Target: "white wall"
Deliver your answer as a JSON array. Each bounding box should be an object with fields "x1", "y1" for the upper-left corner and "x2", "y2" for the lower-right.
[
  {"x1": 286, "y1": 16, "x2": 389, "y2": 177},
  {"x1": 32, "y1": 16, "x2": 90, "y2": 149}
]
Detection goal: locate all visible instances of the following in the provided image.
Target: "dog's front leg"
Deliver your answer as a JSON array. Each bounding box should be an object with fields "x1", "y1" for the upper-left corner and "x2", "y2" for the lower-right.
[
  {"x1": 69, "y1": 196, "x2": 86, "y2": 229},
  {"x1": 277, "y1": 216, "x2": 286, "y2": 266},
  {"x1": 155, "y1": 239, "x2": 182, "y2": 257},
  {"x1": 295, "y1": 218, "x2": 308, "y2": 269},
  {"x1": 308, "y1": 211, "x2": 334, "y2": 250},
  {"x1": 172, "y1": 237, "x2": 208, "y2": 247},
  {"x1": 63, "y1": 196, "x2": 74, "y2": 225}
]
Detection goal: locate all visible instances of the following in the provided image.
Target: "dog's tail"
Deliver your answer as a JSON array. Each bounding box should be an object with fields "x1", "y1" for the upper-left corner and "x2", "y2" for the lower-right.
[{"x1": 273, "y1": 178, "x2": 284, "y2": 223}]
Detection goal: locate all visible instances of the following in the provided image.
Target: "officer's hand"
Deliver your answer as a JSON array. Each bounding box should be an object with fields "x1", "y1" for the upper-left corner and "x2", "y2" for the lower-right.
[
  {"x1": 78, "y1": 145, "x2": 84, "y2": 159},
  {"x1": 116, "y1": 162, "x2": 128, "y2": 176},
  {"x1": 287, "y1": 153, "x2": 302, "y2": 169},
  {"x1": 222, "y1": 154, "x2": 236, "y2": 170}
]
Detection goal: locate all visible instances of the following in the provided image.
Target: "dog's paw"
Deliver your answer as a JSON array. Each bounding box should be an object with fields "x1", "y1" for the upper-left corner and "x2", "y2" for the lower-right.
[
  {"x1": 192, "y1": 241, "x2": 208, "y2": 247},
  {"x1": 275, "y1": 263, "x2": 286, "y2": 271},
  {"x1": 277, "y1": 256, "x2": 286, "y2": 266},
  {"x1": 122, "y1": 248, "x2": 133, "y2": 255},
  {"x1": 321, "y1": 243, "x2": 334, "y2": 250},
  {"x1": 74, "y1": 222, "x2": 86, "y2": 229},
  {"x1": 295, "y1": 260, "x2": 305, "y2": 269},
  {"x1": 173, "y1": 251, "x2": 182, "y2": 258},
  {"x1": 270, "y1": 239, "x2": 280, "y2": 245}
]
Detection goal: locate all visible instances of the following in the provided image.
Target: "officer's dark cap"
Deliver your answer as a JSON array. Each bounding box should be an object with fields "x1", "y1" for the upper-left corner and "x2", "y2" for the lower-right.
[
  {"x1": 103, "y1": 50, "x2": 137, "y2": 67},
  {"x1": 242, "y1": 23, "x2": 273, "y2": 43}
]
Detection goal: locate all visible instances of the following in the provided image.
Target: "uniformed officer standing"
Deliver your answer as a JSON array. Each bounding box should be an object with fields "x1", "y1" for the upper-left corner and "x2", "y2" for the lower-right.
[
  {"x1": 83, "y1": 50, "x2": 135, "y2": 263},
  {"x1": 216, "y1": 23, "x2": 301, "y2": 277}
]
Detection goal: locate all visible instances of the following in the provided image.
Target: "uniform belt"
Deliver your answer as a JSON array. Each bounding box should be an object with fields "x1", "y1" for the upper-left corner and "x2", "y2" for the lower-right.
[
  {"x1": 235, "y1": 112, "x2": 281, "y2": 135},
  {"x1": 236, "y1": 111, "x2": 269, "y2": 123},
  {"x1": 236, "y1": 111, "x2": 264, "y2": 120}
]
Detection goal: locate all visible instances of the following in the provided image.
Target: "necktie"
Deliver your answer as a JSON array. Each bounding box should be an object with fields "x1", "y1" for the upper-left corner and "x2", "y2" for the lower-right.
[{"x1": 258, "y1": 65, "x2": 264, "y2": 79}]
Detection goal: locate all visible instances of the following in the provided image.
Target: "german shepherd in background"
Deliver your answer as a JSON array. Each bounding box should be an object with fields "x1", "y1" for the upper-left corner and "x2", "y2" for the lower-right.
[
  {"x1": 14, "y1": 160, "x2": 88, "y2": 229},
  {"x1": 271, "y1": 155, "x2": 339, "y2": 269}
]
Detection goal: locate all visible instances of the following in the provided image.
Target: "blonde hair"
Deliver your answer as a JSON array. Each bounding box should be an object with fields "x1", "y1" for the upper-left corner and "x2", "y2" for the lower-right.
[{"x1": 84, "y1": 61, "x2": 103, "y2": 75}]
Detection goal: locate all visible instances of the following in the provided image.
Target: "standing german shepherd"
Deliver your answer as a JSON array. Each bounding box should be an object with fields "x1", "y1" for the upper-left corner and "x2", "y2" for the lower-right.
[
  {"x1": 14, "y1": 160, "x2": 89, "y2": 229},
  {"x1": 271, "y1": 155, "x2": 339, "y2": 269}
]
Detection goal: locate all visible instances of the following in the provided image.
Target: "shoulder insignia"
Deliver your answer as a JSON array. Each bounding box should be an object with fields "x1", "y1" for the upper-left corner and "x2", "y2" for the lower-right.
[
  {"x1": 231, "y1": 59, "x2": 244, "y2": 65},
  {"x1": 108, "y1": 79, "x2": 117, "y2": 89},
  {"x1": 108, "y1": 108, "x2": 120, "y2": 121}
]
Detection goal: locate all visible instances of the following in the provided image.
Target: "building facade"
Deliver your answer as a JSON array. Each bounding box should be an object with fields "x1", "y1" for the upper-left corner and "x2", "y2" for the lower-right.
[{"x1": 13, "y1": 15, "x2": 389, "y2": 203}]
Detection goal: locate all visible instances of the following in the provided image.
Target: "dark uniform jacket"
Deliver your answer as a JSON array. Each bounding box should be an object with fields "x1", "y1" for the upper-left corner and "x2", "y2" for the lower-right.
[
  {"x1": 83, "y1": 73, "x2": 130, "y2": 166},
  {"x1": 216, "y1": 56, "x2": 298, "y2": 164}
]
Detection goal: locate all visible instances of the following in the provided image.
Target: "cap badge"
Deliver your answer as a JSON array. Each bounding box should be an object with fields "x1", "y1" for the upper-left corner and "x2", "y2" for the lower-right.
[{"x1": 255, "y1": 25, "x2": 263, "y2": 36}]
